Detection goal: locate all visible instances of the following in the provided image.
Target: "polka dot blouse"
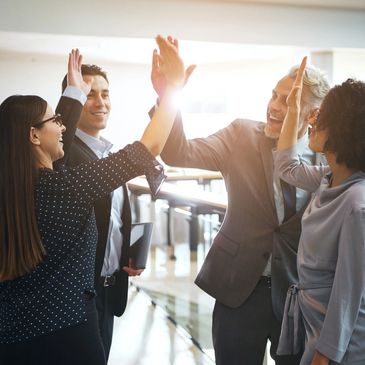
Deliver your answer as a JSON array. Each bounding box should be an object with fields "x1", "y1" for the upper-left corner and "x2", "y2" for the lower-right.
[{"x1": 0, "y1": 141, "x2": 165, "y2": 344}]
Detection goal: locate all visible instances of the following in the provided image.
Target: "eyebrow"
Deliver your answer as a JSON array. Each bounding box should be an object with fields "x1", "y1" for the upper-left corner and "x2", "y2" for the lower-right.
[{"x1": 88, "y1": 88, "x2": 109, "y2": 94}]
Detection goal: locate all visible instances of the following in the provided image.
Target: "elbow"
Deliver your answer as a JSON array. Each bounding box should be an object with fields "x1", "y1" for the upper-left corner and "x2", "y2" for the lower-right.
[
  {"x1": 147, "y1": 142, "x2": 162, "y2": 157},
  {"x1": 149, "y1": 145, "x2": 161, "y2": 157}
]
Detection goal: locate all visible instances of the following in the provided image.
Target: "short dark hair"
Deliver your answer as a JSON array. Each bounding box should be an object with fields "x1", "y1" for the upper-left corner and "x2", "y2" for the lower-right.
[
  {"x1": 61, "y1": 64, "x2": 108, "y2": 93},
  {"x1": 317, "y1": 78, "x2": 365, "y2": 172}
]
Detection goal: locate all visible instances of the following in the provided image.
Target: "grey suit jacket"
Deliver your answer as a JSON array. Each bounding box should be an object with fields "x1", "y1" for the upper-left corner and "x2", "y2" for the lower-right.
[{"x1": 161, "y1": 116, "x2": 315, "y2": 320}]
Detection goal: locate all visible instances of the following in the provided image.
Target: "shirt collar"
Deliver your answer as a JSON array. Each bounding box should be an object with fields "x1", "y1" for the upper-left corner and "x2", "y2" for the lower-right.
[
  {"x1": 296, "y1": 132, "x2": 309, "y2": 152},
  {"x1": 76, "y1": 128, "x2": 113, "y2": 158}
]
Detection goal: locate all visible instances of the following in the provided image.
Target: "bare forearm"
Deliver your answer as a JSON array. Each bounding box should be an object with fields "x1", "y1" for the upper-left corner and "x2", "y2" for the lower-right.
[
  {"x1": 310, "y1": 351, "x2": 330, "y2": 365},
  {"x1": 140, "y1": 86, "x2": 179, "y2": 156},
  {"x1": 277, "y1": 107, "x2": 299, "y2": 150}
]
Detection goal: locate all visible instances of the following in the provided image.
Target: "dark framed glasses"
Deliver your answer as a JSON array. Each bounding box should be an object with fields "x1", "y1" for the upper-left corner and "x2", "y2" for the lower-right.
[{"x1": 33, "y1": 113, "x2": 63, "y2": 128}]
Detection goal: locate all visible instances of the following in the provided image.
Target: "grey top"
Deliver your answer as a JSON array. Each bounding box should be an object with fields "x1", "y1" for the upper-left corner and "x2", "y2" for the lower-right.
[{"x1": 274, "y1": 145, "x2": 365, "y2": 364}]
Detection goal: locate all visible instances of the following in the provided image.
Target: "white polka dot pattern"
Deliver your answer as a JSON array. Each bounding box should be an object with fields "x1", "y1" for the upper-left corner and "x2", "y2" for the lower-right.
[{"x1": 0, "y1": 142, "x2": 165, "y2": 344}]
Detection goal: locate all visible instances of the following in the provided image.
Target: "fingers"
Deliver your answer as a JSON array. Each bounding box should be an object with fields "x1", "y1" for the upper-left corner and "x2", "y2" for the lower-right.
[
  {"x1": 167, "y1": 35, "x2": 179, "y2": 49},
  {"x1": 156, "y1": 35, "x2": 177, "y2": 56},
  {"x1": 152, "y1": 49, "x2": 159, "y2": 69},
  {"x1": 68, "y1": 48, "x2": 81, "y2": 71},
  {"x1": 77, "y1": 51, "x2": 83, "y2": 72},
  {"x1": 184, "y1": 64, "x2": 196, "y2": 85},
  {"x1": 295, "y1": 56, "x2": 307, "y2": 87},
  {"x1": 122, "y1": 266, "x2": 144, "y2": 276}
]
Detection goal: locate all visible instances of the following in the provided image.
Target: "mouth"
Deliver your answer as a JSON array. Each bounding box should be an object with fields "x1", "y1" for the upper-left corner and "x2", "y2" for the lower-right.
[
  {"x1": 268, "y1": 114, "x2": 283, "y2": 125},
  {"x1": 91, "y1": 111, "x2": 108, "y2": 117}
]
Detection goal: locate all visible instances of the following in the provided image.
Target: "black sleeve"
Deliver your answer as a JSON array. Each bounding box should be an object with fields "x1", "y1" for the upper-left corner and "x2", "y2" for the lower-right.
[
  {"x1": 54, "y1": 96, "x2": 83, "y2": 167},
  {"x1": 56, "y1": 142, "x2": 165, "y2": 206}
]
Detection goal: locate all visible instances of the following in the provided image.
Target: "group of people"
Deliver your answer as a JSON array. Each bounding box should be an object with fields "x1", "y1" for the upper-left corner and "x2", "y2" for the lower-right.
[{"x1": 0, "y1": 35, "x2": 364, "y2": 365}]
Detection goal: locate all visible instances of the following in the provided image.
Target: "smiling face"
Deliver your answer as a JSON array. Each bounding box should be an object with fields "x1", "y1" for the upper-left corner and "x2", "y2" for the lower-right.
[
  {"x1": 265, "y1": 75, "x2": 309, "y2": 139},
  {"x1": 77, "y1": 74, "x2": 111, "y2": 137},
  {"x1": 30, "y1": 104, "x2": 66, "y2": 167}
]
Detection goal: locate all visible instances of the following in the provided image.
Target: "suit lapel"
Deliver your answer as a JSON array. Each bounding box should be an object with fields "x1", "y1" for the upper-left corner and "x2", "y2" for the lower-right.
[{"x1": 74, "y1": 136, "x2": 99, "y2": 161}]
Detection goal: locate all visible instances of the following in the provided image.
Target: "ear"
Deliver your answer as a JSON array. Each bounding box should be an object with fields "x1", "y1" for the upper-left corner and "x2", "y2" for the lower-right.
[
  {"x1": 29, "y1": 127, "x2": 41, "y2": 146},
  {"x1": 305, "y1": 107, "x2": 319, "y2": 126}
]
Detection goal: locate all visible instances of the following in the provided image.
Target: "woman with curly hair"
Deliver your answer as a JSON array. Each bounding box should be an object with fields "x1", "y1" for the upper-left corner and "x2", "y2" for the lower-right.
[{"x1": 275, "y1": 57, "x2": 365, "y2": 365}]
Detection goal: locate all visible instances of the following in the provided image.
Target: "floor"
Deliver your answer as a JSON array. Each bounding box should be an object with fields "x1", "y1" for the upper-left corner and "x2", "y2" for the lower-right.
[
  {"x1": 108, "y1": 243, "x2": 215, "y2": 365},
  {"x1": 108, "y1": 242, "x2": 275, "y2": 365}
]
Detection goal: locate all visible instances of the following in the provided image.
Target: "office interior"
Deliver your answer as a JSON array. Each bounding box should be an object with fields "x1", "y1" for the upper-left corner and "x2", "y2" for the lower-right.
[{"x1": 1, "y1": 1, "x2": 365, "y2": 364}]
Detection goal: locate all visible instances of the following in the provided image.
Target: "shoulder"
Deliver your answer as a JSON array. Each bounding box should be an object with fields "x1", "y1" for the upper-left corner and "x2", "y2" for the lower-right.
[
  {"x1": 348, "y1": 178, "x2": 365, "y2": 212},
  {"x1": 37, "y1": 166, "x2": 73, "y2": 192},
  {"x1": 228, "y1": 119, "x2": 266, "y2": 139},
  {"x1": 230, "y1": 118, "x2": 264, "y2": 131},
  {"x1": 67, "y1": 137, "x2": 95, "y2": 166}
]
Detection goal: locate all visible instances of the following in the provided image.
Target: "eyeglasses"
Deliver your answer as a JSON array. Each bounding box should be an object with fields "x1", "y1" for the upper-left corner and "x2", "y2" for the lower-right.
[{"x1": 33, "y1": 113, "x2": 63, "y2": 128}]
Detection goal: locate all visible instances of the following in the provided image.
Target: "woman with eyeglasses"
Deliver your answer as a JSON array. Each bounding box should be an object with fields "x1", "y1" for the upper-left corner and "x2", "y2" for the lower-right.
[
  {"x1": 0, "y1": 35, "x2": 185, "y2": 365},
  {"x1": 274, "y1": 58, "x2": 365, "y2": 365}
]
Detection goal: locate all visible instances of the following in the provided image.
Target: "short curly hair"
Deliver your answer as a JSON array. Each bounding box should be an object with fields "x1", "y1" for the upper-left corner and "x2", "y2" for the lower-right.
[{"x1": 316, "y1": 79, "x2": 365, "y2": 172}]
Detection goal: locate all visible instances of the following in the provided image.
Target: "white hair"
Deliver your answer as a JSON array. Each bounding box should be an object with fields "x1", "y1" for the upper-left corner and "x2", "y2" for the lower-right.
[{"x1": 288, "y1": 64, "x2": 330, "y2": 108}]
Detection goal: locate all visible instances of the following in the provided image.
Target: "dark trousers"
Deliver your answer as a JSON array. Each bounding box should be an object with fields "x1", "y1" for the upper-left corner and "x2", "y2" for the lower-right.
[
  {"x1": 212, "y1": 277, "x2": 302, "y2": 365},
  {"x1": 0, "y1": 296, "x2": 106, "y2": 365},
  {"x1": 95, "y1": 282, "x2": 115, "y2": 361}
]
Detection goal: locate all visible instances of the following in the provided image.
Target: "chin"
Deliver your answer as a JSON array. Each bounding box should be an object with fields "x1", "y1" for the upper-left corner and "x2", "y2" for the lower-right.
[
  {"x1": 58, "y1": 149, "x2": 65, "y2": 159},
  {"x1": 264, "y1": 124, "x2": 280, "y2": 139}
]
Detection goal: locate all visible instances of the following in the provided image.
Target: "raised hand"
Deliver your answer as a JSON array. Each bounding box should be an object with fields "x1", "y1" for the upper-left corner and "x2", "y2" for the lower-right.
[
  {"x1": 286, "y1": 56, "x2": 307, "y2": 111},
  {"x1": 152, "y1": 36, "x2": 196, "y2": 97},
  {"x1": 277, "y1": 56, "x2": 307, "y2": 150},
  {"x1": 67, "y1": 49, "x2": 91, "y2": 96}
]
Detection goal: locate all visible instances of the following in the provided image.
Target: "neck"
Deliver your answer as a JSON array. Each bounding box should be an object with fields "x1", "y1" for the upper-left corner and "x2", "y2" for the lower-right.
[
  {"x1": 326, "y1": 152, "x2": 356, "y2": 187},
  {"x1": 79, "y1": 127, "x2": 100, "y2": 139},
  {"x1": 34, "y1": 149, "x2": 53, "y2": 170}
]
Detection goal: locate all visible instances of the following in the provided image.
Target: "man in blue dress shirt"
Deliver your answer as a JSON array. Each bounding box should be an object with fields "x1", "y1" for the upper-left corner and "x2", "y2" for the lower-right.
[{"x1": 62, "y1": 65, "x2": 143, "y2": 361}]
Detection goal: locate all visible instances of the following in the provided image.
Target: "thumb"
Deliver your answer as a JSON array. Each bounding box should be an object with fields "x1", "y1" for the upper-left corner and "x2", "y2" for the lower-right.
[{"x1": 184, "y1": 64, "x2": 196, "y2": 85}]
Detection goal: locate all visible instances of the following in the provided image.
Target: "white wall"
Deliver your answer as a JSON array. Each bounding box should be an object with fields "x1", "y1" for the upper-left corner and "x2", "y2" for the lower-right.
[
  {"x1": 0, "y1": 51, "x2": 156, "y2": 148},
  {"x1": 2, "y1": 45, "x2": 365, "y2": 150}
]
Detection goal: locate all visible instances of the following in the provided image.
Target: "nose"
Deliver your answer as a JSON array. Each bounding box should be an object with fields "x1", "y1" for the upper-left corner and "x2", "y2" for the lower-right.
[
  {"x1": 94, "y1": 94, "x2": 105, "y2": 107},
  {"x1": 61, "y1": 125, "x2": 66, "y2": 132},
  {"x1": 269, "y1": 98, "x2": 282, "y2": 114}
]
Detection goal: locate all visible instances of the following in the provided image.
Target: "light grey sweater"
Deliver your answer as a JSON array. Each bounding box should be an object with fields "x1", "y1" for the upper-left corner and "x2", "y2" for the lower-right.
[{"x1": 274, "y1": 145, "x2": 365, "y2": 365}]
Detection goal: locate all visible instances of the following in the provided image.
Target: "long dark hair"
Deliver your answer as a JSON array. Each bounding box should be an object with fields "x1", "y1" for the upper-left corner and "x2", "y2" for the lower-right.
[{"x1": 0, "y1": 95, "x2": 47, "y2": 281}]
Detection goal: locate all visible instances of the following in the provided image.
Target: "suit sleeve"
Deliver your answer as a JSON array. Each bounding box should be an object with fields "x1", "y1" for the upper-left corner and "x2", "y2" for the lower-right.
[
  {"x1": 160, "y1": 112, "x2": 239, "y2": 173},
  {"x1": 316, "y1": 206, "x2": 365, "y2": 362},
  {"x1": 54, "y1": 96, "x2": 83, "y2": 165}
]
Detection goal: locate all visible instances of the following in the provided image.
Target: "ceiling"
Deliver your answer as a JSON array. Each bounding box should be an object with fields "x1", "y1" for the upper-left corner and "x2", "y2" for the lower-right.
[
  {"x1": 0, "y1": 0, "x2": 364, "y2": 65},
  {"x1": 188, "y1": 0, "x2": 365, "y2": 10}
]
